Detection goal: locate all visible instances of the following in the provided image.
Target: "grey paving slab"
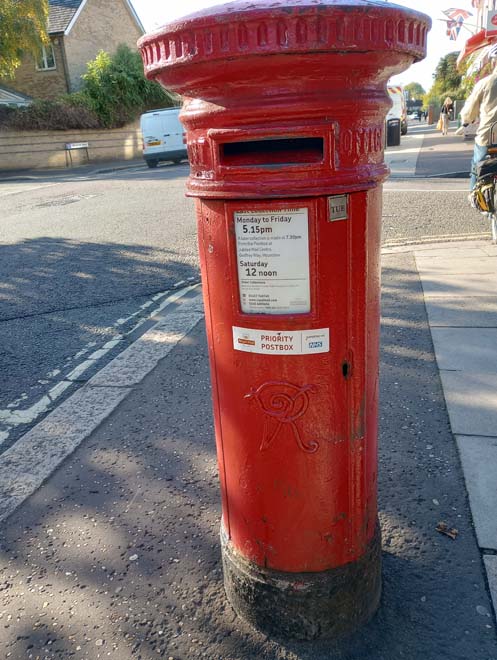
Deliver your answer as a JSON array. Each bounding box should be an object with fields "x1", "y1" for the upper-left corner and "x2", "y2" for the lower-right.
[
  {"x1": 420, "y1": 272, "x2": 497, "y2": 297},
  {"x1": 0, "y1": 384, "x2": 131, "y2": 523},
  {"x1": 484, "y1": 555, "x2": 497, "y2": 617},
  {"x1": 89, "y1": 293, "x2": 204, "y2": 387},
  {"x1": 431, "y1": 328, "x2": 497, "y2": 372},
  {"x1": 416, "y1": 256, "x2": 497, "y2": 274},
  {"x1": 439, "y1": 371, "x2": 497, "y2": 437},
  {"x1": 424, "y1": 296, "x2": 497, "y2": 327},
  {"x1": 456, "y1": 436, "x2": 497, "y2": 551}
]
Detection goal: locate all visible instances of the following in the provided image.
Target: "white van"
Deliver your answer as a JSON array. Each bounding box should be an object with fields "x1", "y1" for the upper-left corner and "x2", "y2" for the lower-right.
[
  {"x1": 140, "y1": 107, "x2": 187, "y2": 168},
  {"x1": 387, "y1": 86, "x2": 408, "y2": 136}
]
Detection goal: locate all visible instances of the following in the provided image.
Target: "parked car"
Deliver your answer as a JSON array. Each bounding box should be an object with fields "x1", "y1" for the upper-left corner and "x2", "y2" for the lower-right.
[{"x1": 140, "y1": 107, "x2": 187, "y2": 168}]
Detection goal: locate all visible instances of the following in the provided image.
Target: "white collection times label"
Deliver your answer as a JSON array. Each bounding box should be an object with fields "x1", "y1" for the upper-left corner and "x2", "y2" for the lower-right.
[
  {"x1": 234, "y1": 208, "x2": 310, "y2": 314},
  {"x1": 233, "y1": 327, "x2": 330, "y2": 355}
]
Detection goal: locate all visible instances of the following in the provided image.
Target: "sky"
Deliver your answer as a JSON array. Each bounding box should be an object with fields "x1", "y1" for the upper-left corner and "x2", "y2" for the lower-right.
[{"x1": 131, "y1": 0, "x2": 477, "y2": 93}]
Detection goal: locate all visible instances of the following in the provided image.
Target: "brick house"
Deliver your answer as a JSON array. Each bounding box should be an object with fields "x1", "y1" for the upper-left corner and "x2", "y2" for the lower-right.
[{"x1": 0, "y1": 0, "x2": 144, "y2": 106}]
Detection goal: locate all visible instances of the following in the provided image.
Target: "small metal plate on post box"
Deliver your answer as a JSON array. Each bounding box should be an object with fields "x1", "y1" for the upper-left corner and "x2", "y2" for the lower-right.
[{"x1": 328, "y1": 195, "x2": 348, "y2": 222}]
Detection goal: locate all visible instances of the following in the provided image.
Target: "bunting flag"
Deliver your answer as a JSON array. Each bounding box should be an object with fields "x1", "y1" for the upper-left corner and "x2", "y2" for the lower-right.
[
  {"x1": 442, "y1": 8, "x2": 473, "y2": 21},
  {"x1": 446, "y1": 18, "x2": 461, "y2": 41},
  {"x1": 443, "y1": 8, "x2": 472, "y2": 41}
]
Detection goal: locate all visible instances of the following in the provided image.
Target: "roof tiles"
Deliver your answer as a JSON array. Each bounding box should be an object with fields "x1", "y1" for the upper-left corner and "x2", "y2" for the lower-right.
[{"x1": 48, "y1": 0, "x2": 84, "y2": 34}]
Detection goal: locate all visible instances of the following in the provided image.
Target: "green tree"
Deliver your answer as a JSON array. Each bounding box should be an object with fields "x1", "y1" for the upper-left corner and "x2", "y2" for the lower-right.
[
  {"x1": 0, "y1": 0, "x2": 49, "y2": 78},
  {"x1": 424, "y1": 52, "x2": 465, "y2": 109},
  {"x1": 434, "y1": 52, "x2": 463, "y2": 91},
  {"x1": 404, "y1": 82, "x2": 425, "y2": 100},
  {"x1": 81, "y1": 44, "x2": 176, "y2": 128}
]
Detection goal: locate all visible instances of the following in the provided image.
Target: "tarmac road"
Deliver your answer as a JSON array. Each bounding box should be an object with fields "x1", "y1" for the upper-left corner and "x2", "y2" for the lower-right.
[
  {"x1": 0, "y1": 163, "x2": 198, "y2": 450},
  {"x1": 383, "y1": 122, "x2": 489, "y2": 247},
  {"x1": 382, "y1": 178, "x2": 489, "y2": 248}
]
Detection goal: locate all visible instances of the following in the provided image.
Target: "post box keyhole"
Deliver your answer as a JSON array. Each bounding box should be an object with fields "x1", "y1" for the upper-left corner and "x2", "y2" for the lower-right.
[{"x1": 342, "y1": 361, "x2": 351, "y2": 379}]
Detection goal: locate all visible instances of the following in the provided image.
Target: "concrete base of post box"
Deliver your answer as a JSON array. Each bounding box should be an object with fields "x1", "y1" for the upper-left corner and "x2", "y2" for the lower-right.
[{"x1": 221, "y1": 524, "x2": 382, "y2": 641}]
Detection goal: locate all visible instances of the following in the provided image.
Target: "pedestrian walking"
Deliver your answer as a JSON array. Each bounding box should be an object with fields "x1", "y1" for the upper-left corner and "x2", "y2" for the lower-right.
[
  {"x1": 440, "y1": 97, "x2": 452, "y2": 135},
  {"x1": 461, "y1": 43, "x2": 497, "y2": 189}
]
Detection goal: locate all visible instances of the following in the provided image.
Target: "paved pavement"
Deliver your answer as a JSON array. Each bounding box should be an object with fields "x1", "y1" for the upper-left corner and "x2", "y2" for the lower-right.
[
  {"x1": 385, "y1": 120, "x2": 474, "y2": 178},
  {"x1": 412, "y1": 242, "x2": 497, "y2": 559},
  {"x1": 0, "y1": 238, "x2": 496, "y2": 658},
  {"x1": 385, "y1": 239, "x2": 497, "y2": 622}
]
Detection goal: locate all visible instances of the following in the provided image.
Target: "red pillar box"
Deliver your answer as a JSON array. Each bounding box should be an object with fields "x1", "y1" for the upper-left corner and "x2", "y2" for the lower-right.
[{"x1": 139, "y1": 0, "x2": 429, "y2": 640}]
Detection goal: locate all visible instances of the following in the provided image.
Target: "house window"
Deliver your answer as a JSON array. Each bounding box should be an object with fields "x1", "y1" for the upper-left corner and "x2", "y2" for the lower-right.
[{"x1": 36, "y1": 44, "x2": 56, "y2": 71}]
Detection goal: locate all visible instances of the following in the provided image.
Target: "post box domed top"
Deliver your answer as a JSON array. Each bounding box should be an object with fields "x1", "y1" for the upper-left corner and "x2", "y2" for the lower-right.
[{"x1": 139, "y1": 0, "x2": 431, "y2": 86}]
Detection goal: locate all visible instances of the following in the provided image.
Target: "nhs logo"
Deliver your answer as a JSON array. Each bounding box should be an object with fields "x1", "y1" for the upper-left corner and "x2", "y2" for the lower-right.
[{"x1": 302, "y1": 329, "x2": 329, "y2": 354}]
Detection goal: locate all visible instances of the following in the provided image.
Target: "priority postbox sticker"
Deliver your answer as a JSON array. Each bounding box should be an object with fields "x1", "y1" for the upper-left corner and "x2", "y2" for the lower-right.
[
  {"x1": 234, "y1": 208, "x2": 310, "y2": 315},
  {"x1": 232, "y1": 326, "x2": 330, "y2": 355}
]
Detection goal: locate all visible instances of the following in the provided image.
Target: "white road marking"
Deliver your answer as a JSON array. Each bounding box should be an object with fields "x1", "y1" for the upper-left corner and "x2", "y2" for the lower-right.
[
  {"x1": 0, "y1": 282, "x2": 200, "y2": 447},
  {"x1": 0, "y1": 386, "x2": 132, "y2": 523},
  {"x1": 66, "y1": 359, "x2": 97, "y2": 382},
  {"x1": 0, "y1": 291, "x2": 204, "y2": 523},
  {"x1": 382, "y1": 237, "x2": 492, "y2": 255},
  {"x1": 383, "y1": 232, "x2": 490, "y2": 249},
  {"x1": 0, "y1": 182, "x2": 60, "y2": 198},
  {"x1": 0, "y1": 164, "x2": 147, "y2": 198},
  {"x1": 88, "y1": 348, "x2": 112, "y2": 360},
  {"x1": 115, "y1": 288, "x2": 179, "y2": 327},
  {"x1": 48, "y1": 381, "x2": 73, "y2": 400},
  {"x1": 0, "y1": 396, "x2": 51, "y2": 426}
]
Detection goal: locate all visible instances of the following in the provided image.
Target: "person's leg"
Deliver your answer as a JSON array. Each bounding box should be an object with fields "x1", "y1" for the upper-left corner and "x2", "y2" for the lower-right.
[
  {"x1": 470, "y1": 142, "x2": 488, "y2": 190},
  {"x1": 442, "y1": 114, "x2": 448, "y2": 135}
]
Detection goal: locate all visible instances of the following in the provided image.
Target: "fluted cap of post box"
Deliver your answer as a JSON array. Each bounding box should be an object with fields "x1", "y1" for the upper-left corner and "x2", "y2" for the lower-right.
[
  {"x1": 138, "y1": 0, "x2": 431, "y2": 96},
  {"x1": 138, "y1": 1, "x2": 431, "y2": 198}
]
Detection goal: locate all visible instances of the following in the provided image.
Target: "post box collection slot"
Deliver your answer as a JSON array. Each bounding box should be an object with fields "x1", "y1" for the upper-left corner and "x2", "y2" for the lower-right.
[{"x1": 220, "y1": 137, "x2": 324, "y2": 167}]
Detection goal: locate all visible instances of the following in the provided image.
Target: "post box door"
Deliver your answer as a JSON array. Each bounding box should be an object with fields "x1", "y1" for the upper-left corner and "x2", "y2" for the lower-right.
[{"x1": 196, "y1": 188, "x2": 381, "y2": 572}]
